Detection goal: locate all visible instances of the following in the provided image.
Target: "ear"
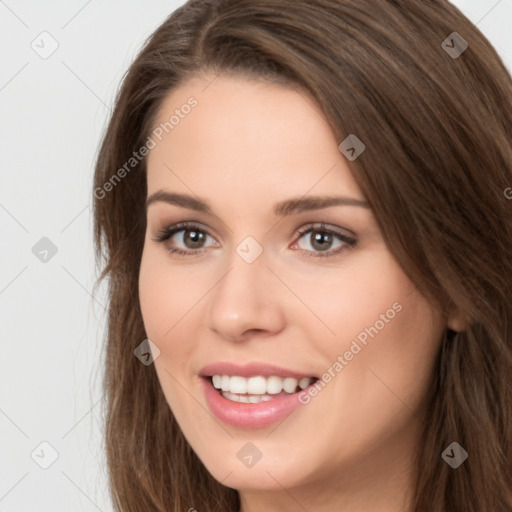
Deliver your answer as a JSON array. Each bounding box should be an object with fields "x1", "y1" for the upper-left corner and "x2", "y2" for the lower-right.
[{"x1": 447, "y1": 306, "x2": 469, "y2": 333}]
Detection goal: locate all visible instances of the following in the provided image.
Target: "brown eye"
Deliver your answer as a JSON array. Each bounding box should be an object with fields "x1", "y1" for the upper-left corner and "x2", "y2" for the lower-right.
[
  {"x1": 308, "y1": 230, "x2": 334, "y2": 251},
  {"x1": 180, "y1": 228, "x2": 207, "y2": 249},
  {"x1": 153, "y1": 222, "x2": 217, "y2": 256},
  {"x1": 293, "y1": 224, "x2": 356, "y2": 258}
]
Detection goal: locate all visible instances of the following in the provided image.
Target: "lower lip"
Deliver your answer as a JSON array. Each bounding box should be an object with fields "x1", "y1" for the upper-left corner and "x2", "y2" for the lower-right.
[{"x1": 201, "y1": 377, "x2": 310, "y2": 429}]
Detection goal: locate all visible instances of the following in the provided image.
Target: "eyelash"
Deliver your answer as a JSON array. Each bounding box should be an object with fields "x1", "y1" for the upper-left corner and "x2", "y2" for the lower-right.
[{"x1": 152, "y1": 221, "x2": 357, "y2": 259}]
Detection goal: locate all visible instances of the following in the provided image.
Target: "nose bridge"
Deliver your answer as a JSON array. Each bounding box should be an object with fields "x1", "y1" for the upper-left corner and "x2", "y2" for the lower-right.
[{"x1": 206, "y1": 238, "x2": 284, "y2": 340}]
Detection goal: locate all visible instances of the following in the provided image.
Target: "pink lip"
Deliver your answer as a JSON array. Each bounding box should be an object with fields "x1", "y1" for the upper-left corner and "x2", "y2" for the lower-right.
[
  {"x1": 200, "y1": 376, "x2": 313, "y2": 429},
  {"x1": 199, "y1": 361, "x2": 317, "y2": 379}
]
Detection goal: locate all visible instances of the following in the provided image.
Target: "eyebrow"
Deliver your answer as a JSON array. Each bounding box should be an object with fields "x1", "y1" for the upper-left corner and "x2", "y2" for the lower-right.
[{"x1": 145, "y1": 190, "x2": 370, "y2": 216}]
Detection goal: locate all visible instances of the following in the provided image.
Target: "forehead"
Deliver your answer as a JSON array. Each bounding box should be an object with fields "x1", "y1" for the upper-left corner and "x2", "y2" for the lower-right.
[{"x1": 146, "y1": 74, "x2": 364, "y2": 204}]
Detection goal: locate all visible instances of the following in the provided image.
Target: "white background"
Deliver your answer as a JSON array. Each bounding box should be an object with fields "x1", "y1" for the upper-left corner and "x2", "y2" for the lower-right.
[{"x1": 1, "y1": 1, "x2": 511, "y2": 510}]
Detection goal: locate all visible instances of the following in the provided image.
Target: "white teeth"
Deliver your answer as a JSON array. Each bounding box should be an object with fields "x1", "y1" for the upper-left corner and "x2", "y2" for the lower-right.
[
  {"x1": 211, "y1": 374, "x2": 315, "y2": 396},
  {"x1": 229, "y1": 376, "x2": 247, "y2": 394},
  {"x1": 224, "y1": 392, "x2": 273, "y2": 403},
  {"x1": 221, "y1": 375, "x2": 230, "y2": 391},
  {"x1": 298, "y1": 377, "x2": 311, "y2": 390},
  {"x1": 212, "y1": 375, "x2": 222, "y2": 389},
  {"x1": 283, "y1": 377, "x2": 298, "y2": 393},
  {"x1": 266, "y1": 376, "x2": 283, "y2": 394},
  {"x1": 247, "y1": 376, "x2": 267, "y2": 394},
  {"x1": 222, "y1": 391, "x2": 240, "y2": 402}
]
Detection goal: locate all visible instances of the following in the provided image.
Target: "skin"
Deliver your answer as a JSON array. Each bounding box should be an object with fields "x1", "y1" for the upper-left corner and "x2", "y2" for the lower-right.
[{"x1": 138, "y1": 73, "x2": 464, "y2": 512}]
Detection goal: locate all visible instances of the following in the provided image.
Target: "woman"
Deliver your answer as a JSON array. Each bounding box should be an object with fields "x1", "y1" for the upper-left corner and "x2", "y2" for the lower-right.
[{"x1": 92, "y1": 1, "x2": 512, "y2": 510}]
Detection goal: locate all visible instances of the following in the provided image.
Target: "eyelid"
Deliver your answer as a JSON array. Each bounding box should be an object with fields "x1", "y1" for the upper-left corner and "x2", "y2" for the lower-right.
[{"x1": 293, "y1": 221, "x2": 355, "y2": 240}]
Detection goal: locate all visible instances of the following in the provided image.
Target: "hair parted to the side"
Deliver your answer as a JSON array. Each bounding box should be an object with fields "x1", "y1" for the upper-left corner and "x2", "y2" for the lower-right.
[{"x1": 92, "y1": 1, "x2": 512, "y2": 510}]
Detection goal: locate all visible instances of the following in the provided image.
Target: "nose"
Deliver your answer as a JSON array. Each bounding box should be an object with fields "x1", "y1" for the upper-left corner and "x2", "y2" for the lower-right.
[{"x1": 206, "y1": 250, "x2": 286, "y2": 342}]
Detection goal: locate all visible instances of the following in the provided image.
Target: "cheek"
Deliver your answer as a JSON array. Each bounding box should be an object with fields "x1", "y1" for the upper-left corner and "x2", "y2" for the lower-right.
[
  {"x1": 319, "y1": 272, "x2": 444, "y2": 438},
  {"x1": 138, "y1": 263, "x2": 168, "y2": 340},
  {"x1": 278, "y1": 247, "x2": 411, "y2": 348},
  {"x1": 138, "y1": 244, "x2": 212, "y2": 400},
  {"x1": 293, "y1": 247, "x2": 444, "y2": 406},
  {"x1": 138, "y1": 250, "x2": 199, "y2": 415},
  {"x1": 138, "y1": 245, "x2": 204, "y2": 339}
]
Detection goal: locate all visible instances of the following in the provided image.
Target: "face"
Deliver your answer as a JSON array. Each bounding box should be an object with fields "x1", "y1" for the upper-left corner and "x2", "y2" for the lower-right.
[{"x1": 139, "y1": 73, "x2": 448, "y2": 504}]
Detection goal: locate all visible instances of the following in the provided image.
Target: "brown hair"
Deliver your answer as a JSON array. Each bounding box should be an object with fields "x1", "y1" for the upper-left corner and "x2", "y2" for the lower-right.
[{"x1": 92, "y1": 1, "x2": 512, "y2": 510}]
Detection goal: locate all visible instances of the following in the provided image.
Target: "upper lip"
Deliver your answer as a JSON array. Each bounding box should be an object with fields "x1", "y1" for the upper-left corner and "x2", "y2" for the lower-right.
[{"x1": 199, "y1": 361, "x2": 318, "y2": 379}]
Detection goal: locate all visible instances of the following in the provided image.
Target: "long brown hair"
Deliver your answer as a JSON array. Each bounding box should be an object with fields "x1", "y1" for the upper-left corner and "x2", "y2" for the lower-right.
[{"x1": 92, "y1": 1, "x2": 512, "y2": 510}]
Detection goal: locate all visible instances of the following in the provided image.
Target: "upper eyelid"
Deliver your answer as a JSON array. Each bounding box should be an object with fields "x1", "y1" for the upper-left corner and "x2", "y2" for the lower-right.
[{"x1": 296, "y1": 222, "x2": 355, "y2": 237}]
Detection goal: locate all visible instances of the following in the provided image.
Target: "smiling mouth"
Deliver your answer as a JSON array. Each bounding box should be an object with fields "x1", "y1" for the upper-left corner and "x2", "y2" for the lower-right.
[{"x1": 207, "y1": 374, "x2": 319, "y2": 403}]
